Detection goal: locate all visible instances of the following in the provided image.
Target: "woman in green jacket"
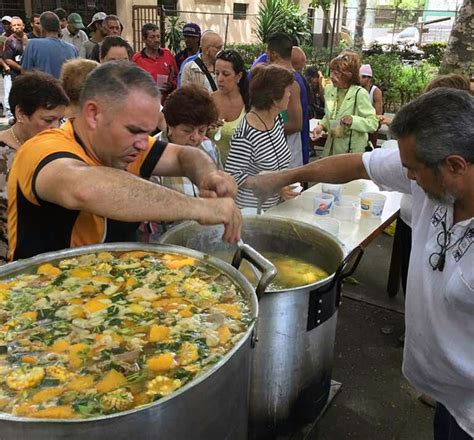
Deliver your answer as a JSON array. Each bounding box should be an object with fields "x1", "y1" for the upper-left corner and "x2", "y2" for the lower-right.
[{"x1": 313, "y1": 51, "x2": 379, "y2": 156}]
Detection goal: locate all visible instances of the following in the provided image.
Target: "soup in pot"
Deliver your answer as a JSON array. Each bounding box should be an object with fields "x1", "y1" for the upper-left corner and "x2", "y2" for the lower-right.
[{"x1": 0, "y1": 251, "x2": 251, "y2": 419}]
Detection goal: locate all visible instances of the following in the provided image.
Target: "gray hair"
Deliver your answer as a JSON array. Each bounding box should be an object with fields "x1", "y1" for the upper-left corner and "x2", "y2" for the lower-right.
[
  {"x1": 390, "y1": 88, "x2": 474, "y2": 167},
  {"x1": 40, "y1": 11, "x2": 60, "y2": 33},
  {"x1": 79, "y1": 61, "x2": 160, "y2": 108}
]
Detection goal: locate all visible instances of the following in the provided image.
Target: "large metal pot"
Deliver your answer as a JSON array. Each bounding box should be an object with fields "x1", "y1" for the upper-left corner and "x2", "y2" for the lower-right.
[
  {"x1": 160, "y1": 216, "x2": 363, "y2": 438},
  {"x1": 0, "y1": 242, "x2": 276, "y2": 440}
]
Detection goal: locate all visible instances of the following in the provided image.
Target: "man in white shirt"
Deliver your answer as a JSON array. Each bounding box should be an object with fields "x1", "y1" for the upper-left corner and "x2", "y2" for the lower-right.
[
  {"x1": 252, "y1": 88, "x2": 474, "y2": 440},
  {"x1": 61, "y1": 13, "x2": 88, "y2": 52},
  {"x1": 180, "y1": 31, "x2": 222, "y2": 93}
]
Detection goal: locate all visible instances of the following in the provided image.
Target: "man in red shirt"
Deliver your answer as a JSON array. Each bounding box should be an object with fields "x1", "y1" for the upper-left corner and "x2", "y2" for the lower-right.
[{"x1": 132, "y1": 23, "x2": 178, "y2": 103}]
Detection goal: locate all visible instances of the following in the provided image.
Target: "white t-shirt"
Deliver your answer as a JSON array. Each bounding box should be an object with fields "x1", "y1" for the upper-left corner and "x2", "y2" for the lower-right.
[{"x1": 363, "y1": 148, "x2": 474, "y2": 436}]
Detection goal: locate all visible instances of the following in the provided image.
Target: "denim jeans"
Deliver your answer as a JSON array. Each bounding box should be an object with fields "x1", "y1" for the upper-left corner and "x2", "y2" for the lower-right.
[{"x1": 434, "y1": 403, "x2": 472, "y2": 440}]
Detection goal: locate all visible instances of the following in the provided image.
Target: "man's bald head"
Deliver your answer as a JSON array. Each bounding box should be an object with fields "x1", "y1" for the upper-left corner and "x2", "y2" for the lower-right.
[
  {"x1": 40, "y1": 11, "x2": 60, "y2": 33},
  {"x1": 291, "y1": 46, "x2": 306, "y2": 73},
  {"x1": 200, "y1": 31, "x2": 223, "y2": 63}
]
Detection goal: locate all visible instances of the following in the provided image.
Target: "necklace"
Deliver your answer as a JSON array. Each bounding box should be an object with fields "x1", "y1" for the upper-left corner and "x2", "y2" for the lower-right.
[{"x1": 10, "y1": 126, "x2": 23, "y2": 148}]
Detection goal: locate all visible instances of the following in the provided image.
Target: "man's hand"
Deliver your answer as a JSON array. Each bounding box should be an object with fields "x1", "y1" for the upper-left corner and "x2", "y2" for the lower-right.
[
  {"x1": 199, "y1": 170, "x2": 237, "y2": 199},
  {"x1": 280, "y1": 185, "x2": 299, "y2": 201},
  {"x1": 249, "y1": 172, "x2": 284, "y2": 207},
  {"x1": 197, "y1": 198, "x2": 242, "y2": 243}
]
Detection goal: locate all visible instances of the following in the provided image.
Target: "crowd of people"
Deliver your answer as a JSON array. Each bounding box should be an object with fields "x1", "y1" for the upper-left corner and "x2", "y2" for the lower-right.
[{"x1": 0, "y1": 8, "x2": 473, "y2": 440}]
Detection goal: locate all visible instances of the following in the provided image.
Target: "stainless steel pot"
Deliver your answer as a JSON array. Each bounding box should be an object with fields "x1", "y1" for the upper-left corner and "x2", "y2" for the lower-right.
[
  {"x1": 0, "y1": 242, "x2": 276, "y2": 440},
  {"x1": 160, "y1": 216, "x2": 363, "y2": 438}
]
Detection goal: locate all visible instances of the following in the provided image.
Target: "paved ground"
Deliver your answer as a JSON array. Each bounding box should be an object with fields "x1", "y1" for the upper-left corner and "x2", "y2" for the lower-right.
[{"x1": 307, "y1": 233, "x2": 434, "y2": 440}]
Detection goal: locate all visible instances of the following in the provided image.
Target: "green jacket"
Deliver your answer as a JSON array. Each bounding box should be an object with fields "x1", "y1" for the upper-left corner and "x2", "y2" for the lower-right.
[{"x1": 321, "y1": 85, "x2": 379, "y2": 156}]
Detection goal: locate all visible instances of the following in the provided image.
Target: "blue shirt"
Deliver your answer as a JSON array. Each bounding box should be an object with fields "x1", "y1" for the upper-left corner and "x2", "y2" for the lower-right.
[
  {"x1": 293, "y1": 71, "x2": 310, "y2": 164},
  {"x1": 21, "y1": 37, "x2": 78, "y2": 79}
]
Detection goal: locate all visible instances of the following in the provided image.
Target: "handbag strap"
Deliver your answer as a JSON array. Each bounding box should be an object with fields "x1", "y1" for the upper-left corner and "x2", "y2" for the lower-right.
[
  {"x1": 347, "y1": 87, "x2": 362, "y2": 153},
  {"x1": 194, "y1": 56, "x2": 218, "y2": 92}
]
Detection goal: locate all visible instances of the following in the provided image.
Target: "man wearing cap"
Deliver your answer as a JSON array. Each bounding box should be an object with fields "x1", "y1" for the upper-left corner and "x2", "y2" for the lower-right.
[
  {"x1": 79, "y1": 12, "x2": 106, "y2": 59},
  {"x1": 132, "y1": 23, "x2": 178, "y2": 103},
  {"x1": 175, "y1": 22, "x2": 200, "y2": 70},
  {"x1": 360, "y1": 64, "x2": 383, "y2": 148},
  {"x1": 22, "y1": 11, "x2": 77, "y2": 79},
  {"x1": 61, "y1": 13, "x2": 88, "y2": 52},
  {"x1": 88, "y1": 15, "x2": 122, "y2": 62}
]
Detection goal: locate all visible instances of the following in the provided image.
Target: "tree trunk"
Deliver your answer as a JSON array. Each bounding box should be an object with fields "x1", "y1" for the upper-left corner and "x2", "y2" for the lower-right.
[
  {"x1": 440, "y1": 0, "x2": 473, "y2": 75},
  {"x1": 354, "y1": 0, "x2": 367, "y2": 51}
]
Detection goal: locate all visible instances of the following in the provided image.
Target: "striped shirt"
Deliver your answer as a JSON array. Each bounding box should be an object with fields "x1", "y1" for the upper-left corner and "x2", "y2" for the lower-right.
[{"x1": 226, "y1": 114, "x2": 291, "y2": 210}]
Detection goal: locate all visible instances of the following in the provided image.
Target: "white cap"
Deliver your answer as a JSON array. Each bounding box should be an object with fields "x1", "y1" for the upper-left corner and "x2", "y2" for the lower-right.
[{"x1": 1, "y1": 16, "x2": 12, "y2": 23}]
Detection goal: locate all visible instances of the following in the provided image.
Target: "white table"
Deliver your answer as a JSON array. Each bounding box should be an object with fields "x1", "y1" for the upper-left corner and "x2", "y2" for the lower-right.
[{"x1": 265, "y1": 180, "x2": 402, "y2": 253}]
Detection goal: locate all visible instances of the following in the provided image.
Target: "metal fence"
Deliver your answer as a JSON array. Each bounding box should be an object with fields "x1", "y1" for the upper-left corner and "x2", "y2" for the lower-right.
[{"x1": 132, "y1": 5, "x2": 258, "y2": 52}]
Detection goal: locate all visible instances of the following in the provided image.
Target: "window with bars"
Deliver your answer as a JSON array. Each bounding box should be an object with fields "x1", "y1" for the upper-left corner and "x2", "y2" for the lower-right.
[{"x1": 233, "y1": 3, "x2": 248, "y2": 20}]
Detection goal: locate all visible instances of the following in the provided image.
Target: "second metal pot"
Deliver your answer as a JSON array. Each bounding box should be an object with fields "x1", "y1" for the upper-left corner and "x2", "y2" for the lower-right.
[{"x1": 160, "y1": 216, "x2": 363, "y2": 438}]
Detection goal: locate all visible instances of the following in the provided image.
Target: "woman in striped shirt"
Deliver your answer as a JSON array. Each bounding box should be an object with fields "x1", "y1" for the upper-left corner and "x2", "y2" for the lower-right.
[{"x1": 225, "y1": 64, "x2": 295, "y2": 210}]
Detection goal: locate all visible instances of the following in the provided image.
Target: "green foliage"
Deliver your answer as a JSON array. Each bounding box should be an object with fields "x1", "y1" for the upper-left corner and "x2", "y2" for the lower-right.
[
  {"x1": 226, "y1": 43, "x2": 266, "y2": 70},
  {"x1": 165, "y1": 16, "x2": 185, "y2": 54},
  {"x1": 422, "y1": 42, "x2": 447, "y2": 67},
  {"x1": 363, "y1": 53, "x2": 435, "y2": 111},
  {"x1": 255, "y1": 0, "x2": 311, "y2": 45}
]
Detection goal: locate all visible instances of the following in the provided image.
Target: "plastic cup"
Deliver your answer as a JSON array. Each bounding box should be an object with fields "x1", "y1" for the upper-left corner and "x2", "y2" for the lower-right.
[
  {"x1": 332, "y1": 196, "x2": 359, "y2": 221},
  {"x1": 360, "y1": 192, "x2": 387, "y2": 218},
  {"x1": 322, "y1": 183, "x2": 343, "y2": 203},
  {"x1": 313, "y1": 193, "x2": 335, "y2": 216}
]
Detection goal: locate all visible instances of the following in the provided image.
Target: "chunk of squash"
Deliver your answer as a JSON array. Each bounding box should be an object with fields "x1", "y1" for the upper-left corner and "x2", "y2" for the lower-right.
[
  {"x1": 163, "y1": 258, "x2": 195, "y2": 270},
  {"x1": 20, "y1": 311, "x2": 37, "y2": 321},
  {"x1": 84, "y1": 299, "x2": 108, "y2": 314},
  {"x1": 51, "y1": 339, "x2": 69, "y2": 354},
  {"x1": 95, "y1": 369, "x2": 127, "y2": 394},
  {"x1": 37, "y1": 264, "x2": 61, "y2": 277},
  {"x1": 67, "y1": 375, "x2": 95, "y2": 392},
  {"x1": 70, "y1": 268, "x2": 93, "y2": 279},
  {"x1": 148, "y1": 324, "x2": 170, "y2": 342},
  {"x1": 146, "y1": 353, "x2": 177, "y2": 372},
  {"x1": 217, "y1": 325, "x2": 232, "y2": 345},
  {"x1": 32, "y1": 387, "x2": 64, "y2": 404},
  {"x1": 69, "y1": 343, "x2": 90, "y2": 369},
  {"x1": 214, "y1": 303, "x2": 241, "y2": 320}
]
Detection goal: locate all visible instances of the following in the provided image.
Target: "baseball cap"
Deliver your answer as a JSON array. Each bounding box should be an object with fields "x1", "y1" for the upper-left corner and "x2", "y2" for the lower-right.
[
  {"x1": 87, "y1": 12, "x2": 106, "y2": 28},
  {"x1": 182, "y1": 23, "x2": 201, "y2": 38},
  {"x1": 67, "y1": 12, "x2": 85, "y2": 30},
  {"x1": 1, "y1": 16, "x2": 12, "y2": 23},
  {"x1": 360, "y1": 64, "x2": 373, "y2": 77}
]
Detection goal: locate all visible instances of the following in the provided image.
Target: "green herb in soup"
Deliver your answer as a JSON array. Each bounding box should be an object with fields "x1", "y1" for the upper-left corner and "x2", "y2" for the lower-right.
[{"x1": 0, "y1": 251, "x2": 250, "y2": 419}]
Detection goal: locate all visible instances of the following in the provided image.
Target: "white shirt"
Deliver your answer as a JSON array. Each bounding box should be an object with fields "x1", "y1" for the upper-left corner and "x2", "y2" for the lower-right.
[
  {"x1": 61, "y1": 28, "x2": 88, "y2": 52},
  {"x1": 363, "y1": 148, "x2": 474, "y2": 436}
]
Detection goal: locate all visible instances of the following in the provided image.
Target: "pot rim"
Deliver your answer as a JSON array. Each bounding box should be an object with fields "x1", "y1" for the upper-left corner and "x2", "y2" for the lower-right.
[
  {"x1": 0, "y1": 242, "x2": 258, "y2": 424},
  {"x1": 161, "y1": 216, "x2": 349, "y2": 294}
]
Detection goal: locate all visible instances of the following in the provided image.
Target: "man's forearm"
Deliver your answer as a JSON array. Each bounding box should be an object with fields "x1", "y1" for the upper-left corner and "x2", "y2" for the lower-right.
[
  {"x1": 177, "y1": 147, "x2": 217, "y2": 187},
  {"x1": 5, "y1": 59, "x2": 21, "y2": 72},
  {"x1": 38, "y1": 163, "x2": 206, "y2": 223},
  {"x1": 255, "y1": 153, "x2": 370, "y2": 193}
]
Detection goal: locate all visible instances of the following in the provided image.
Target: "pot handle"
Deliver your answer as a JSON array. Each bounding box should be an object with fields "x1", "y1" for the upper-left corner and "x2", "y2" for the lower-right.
[
  {"x1": 320, "y1": 246, "x2": 364, "y2": 296},
  {"x1": 306, "y1": 246, "x2": 364, "y2": 331},
  {"x1": 232, "y1": 241, "x2": 277, "y2": 300}
]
